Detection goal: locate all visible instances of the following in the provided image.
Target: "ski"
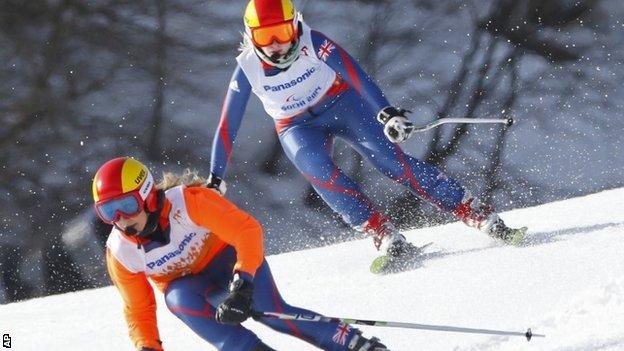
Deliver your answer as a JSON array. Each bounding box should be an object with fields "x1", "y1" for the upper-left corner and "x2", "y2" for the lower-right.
[
  {"x1": 500, "y1": 226, "x2": 528, "y2": 246},
  {"x1": 370, "y1": 242, "x2": 434, "y2": 275}
]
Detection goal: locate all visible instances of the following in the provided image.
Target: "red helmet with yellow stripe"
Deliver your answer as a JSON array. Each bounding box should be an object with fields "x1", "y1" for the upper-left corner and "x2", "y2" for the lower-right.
[
  {"x1": 244, "y1": 0, "x2": 298, "y2": 47},
  {"x1": 243, "y1": 0, "x2": 301, "y2": 68},
  {"x1": 92, "y1": 157, "x2": 157, "y2": 224}
]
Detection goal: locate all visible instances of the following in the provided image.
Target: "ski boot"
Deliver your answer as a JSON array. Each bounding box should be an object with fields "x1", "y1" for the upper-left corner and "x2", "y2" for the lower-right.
[
  {"x1": 483, "y1": 214, "x2": 527, "y2": 245},
  {"x1": 356, "y1": 212, "x2": 414, "y2": 257},
  {"x1": 453, "y1": 196, "x2": 527, "y2": 245},
  {"x1": 348, "y1": 330, "x2": 389, "y2": 351},
  {"x1": 357, "y1": 212, "x2": 432, "y2": 274}
]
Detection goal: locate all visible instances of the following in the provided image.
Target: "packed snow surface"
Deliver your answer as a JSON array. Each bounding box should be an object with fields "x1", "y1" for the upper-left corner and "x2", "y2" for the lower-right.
[{"x1": 2, "y1": 188, "x2": 624, "y2": 350}]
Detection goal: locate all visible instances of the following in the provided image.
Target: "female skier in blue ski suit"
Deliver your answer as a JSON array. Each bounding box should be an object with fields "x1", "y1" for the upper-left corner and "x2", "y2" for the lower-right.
[{"x1": 209, "y1": 0, "x2": 521, "y2": 259}]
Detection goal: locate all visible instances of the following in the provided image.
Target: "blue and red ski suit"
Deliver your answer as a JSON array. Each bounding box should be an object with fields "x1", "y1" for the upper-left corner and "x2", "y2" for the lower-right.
[{"x1": 210, "y1": 24, "x2": 466, "y2": 229}]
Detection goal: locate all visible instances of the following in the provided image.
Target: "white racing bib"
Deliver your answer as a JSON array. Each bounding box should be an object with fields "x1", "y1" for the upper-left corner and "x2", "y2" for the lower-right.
[
  {"x1": 106, "y1": 186, "x2": 211, "y2": 278},
  {"x1": 237, "y1": 22, "x2": 337, "y2": 120}
]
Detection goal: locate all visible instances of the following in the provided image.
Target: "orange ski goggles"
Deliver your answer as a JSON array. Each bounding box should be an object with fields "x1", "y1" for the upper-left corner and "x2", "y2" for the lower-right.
[{"x1": 250, "y1": 20, "x2": 297, "y2": 47}]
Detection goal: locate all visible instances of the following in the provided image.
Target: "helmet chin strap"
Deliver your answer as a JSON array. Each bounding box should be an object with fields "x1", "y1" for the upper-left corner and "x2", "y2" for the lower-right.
[{"x1": 116, "y1": 190, "x2": 165, "y2": 239}]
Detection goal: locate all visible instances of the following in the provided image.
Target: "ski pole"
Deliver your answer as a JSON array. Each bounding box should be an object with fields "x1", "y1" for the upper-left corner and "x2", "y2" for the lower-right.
[
  {"x1": 252, "y1": 311, "x2": 544, "y2": 341},
  {"x1": 412, "y1": 117, "x2": 514, "y2": 133}
]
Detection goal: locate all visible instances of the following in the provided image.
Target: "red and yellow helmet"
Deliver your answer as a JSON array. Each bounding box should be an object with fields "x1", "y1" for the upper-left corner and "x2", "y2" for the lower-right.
[
  {"x1": 92, "y1": 157, "x2": 156, "y2": 224},
  {"x1": 244, "y1": 0, "x2": 299, "y2": 47}
]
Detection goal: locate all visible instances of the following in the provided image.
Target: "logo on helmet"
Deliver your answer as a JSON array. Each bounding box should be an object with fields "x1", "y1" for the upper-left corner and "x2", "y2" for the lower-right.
[
  {"x1": 139, "y1": 178, "x2": 153, "y2": 198},
  {"x1": 135, "y1": 169, "x2": 146, "y2": 185}
]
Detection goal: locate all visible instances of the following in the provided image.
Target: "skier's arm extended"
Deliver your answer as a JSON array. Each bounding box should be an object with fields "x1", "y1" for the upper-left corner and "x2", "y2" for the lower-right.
[
  {"x1": 184, "y1": 187, "x2": 264, "y2": 281},
  {"x1": 210, "y1": 66, "x2": 252, "y2": 179},
  {"x1": 311, "y1": 30, "x2": 415, "y2": 143},
  {"x1": 311, "y1": 30, "x2": 390, "y2": 112},
  {"x1": 106, "y1": 249, "x2": 162, "y2": 351}
]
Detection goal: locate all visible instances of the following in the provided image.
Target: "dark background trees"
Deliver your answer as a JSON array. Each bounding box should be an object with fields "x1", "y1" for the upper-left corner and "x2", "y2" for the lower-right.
[{"x1": 1, "y1": 0, "x2": 621, "y2": 303}]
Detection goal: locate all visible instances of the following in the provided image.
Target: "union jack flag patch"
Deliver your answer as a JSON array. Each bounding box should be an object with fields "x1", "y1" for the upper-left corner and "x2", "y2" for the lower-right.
[
  {"x1": 332, "y1": 323, "x2": 351, "y2": 345},
  {"x1": 317, "y1": 39, "x2": 335, "y2": 61}
]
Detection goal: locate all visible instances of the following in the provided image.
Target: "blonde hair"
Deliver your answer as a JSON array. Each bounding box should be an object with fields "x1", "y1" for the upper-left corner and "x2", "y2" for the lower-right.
[
  {"x1": 156, "y1": 169, "x2": 208, "y2": 191},
  {"x1": 239, "y1": 32, "x2": 251, "y2": 52}
]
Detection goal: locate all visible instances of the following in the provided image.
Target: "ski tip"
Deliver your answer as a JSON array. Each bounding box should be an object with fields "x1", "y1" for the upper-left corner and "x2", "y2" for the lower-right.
[
  {"x1": 370, "y1": 242, "x2": 434, "y2": 275},
  {"x1": 370, "y1": 255, "x2": 390, "y2": 274},
  {"x1": 507, "y1": 226, "x2": 528, "y2": 246}
]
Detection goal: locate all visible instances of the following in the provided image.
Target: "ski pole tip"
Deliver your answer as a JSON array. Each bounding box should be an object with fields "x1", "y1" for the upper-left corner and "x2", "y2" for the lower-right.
[{"x1": 525, "y1": 328, "x2": 546, "y2": 341}]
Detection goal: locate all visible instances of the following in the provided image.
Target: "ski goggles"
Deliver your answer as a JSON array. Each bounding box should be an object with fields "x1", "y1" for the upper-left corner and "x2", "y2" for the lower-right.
[
  {"x1": 250, "y1": 21, "x2": 296, "y2": 47},
  {"x1": 94, "y1": 191, "x2": 144, "y2": 224}
]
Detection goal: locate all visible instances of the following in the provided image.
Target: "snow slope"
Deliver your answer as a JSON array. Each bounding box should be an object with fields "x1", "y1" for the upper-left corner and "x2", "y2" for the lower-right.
[{"x1": 2, "y1": 188, "x2": 624, "y2": 350}]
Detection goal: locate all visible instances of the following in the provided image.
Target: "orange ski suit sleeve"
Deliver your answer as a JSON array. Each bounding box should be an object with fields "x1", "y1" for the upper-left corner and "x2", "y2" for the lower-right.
[
  {"x1": 106, "y1": 249, "x2": 163, "y2": 351},
  {"x1": 183, "y1": 187, "x2": 264, "y2": 277}
]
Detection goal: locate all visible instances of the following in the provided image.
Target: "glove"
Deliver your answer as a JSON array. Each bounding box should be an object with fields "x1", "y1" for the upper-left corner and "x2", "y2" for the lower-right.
[
  {"x1": 206, "y1": 173, "x2": 227, "y2": 195},
  {"x1": 215, "y1": 273, "x2": 254, "y2": 325},
  {"x1": 376, "y1": 106, "x2": 415, "y2": 143}
]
